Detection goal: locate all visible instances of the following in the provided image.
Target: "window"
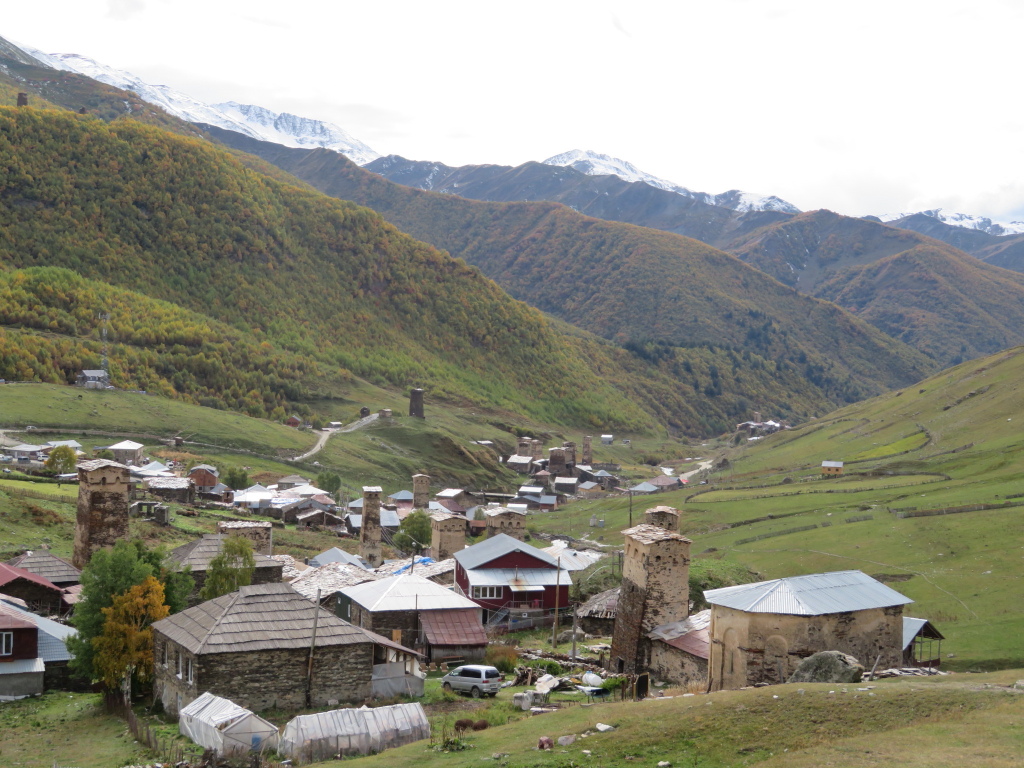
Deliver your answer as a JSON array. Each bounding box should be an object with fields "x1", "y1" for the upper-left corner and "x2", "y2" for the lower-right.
[
  {"x1": 472, "y1": 586, "x2": 501, "y2": 600},
  {"x1": 1, "y1": 632, "x2": 12, "y2": 655},
  {"x1": 162, "y1": 643, "x2": 168, "y2": 667},
  {"x1": 176, "y1": 651, "x2": 182, "y2": 678},
  {"x1": 186, "y1": 657, "x2": 193, "y2": 684}
]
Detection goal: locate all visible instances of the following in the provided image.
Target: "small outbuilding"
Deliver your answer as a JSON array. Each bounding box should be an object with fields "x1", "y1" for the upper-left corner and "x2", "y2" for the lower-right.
[
  {"x1": 280, "y1": 702, "x2": 429, "y2": 762},
  {"x1": 178, "y1": 691, "x2": 280, "y2": 756},
  {"x1": 821, "y1": 460, "x2": 844, "y2": 477}
]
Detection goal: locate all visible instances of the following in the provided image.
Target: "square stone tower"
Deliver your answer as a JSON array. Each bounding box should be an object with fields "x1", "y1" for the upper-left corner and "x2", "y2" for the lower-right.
[
  {"x1": 409, "y1": 388, "x2": 425, "y2": 418},
  {"x1": 73, "y1": 459, "x2": 131, "y2": 568},
  {"x1": 360, "y1": 486, "x2": 383, "y2": 568},
  {"x1": 644, "y1": 505, "x2": 681, "y2": 532},
  {"x1": 548, "y1": 447, "x2": 568, "y2": 477},
  {"x1": 562, "y1": 441, "x2": 577, "y2": 467},
  {"x1": 217, "y1": 520, "x2": 273, "y2": 556},
  {"x1": 610, "y1": 524, "x2": 692, "y2": 674},
  {"x1": 530, "y1": 439, "x2": 543, "y2": 462},
  {"x1": 430, "y1": 511, "x2": 465, "y2": 561},
  {"x1": 412, "y1": 473, "x2": 431, "y2": 510},
  {"x1": 582, "y1": 435, "x2": 593, "y2": 465},
  {"x1": 517, "y1": 437, "x2": 533, "y2": 456}
]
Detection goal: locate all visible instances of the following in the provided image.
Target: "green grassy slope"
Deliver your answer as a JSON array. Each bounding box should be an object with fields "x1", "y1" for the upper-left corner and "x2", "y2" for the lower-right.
[
  {"x1": 203, "y1": 129, "x2": 936, "y2": 407},
  {"x1": 531, "y1": 347, "x2": 1024, "y2": 670}
]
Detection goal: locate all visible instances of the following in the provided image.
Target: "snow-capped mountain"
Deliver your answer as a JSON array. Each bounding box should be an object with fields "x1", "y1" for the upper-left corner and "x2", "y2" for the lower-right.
[
  {"x1": 876, "y1": 209, "x2": 1024, "y2": 237},
  {"x1": 543, "y1": 149, "x2": 800, "y2": 214},
  {"x1": 18, "y1": 46, "x2": 380, "y2": 165}
]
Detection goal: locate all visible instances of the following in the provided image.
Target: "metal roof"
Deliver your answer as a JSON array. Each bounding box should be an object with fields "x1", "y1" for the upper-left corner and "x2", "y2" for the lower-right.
[
  {"x1": 453, "y1": 533, "x2": 558, "y2": 571},
  {"x1": 388, "y1": 490, "x2": 414, "y2": 501},
  {"x1": 0, "y1": 657, "x2": 44, "y2": 675},
  {"x1": 903, "y1": 616, "x2": 944, "y2": 649},
  {"x1": 340, "y1": 573, "x2": 478, "y2": 612},
  {"x1": 153, "y1": 582, "x2": 417, "y2": 656},
  {"x1": 0, "y1": 602, "x2": 75, "y2": 662},
  {"x1": 309, "y1": 547, "x2": 370, "y2": 570},
  {"x1": 704, "y1": 570, "x2": 913, "y2": 616},
  {"x1": 108, "y1": 440, "x2": 143, "y2": 450},
  {"x1": 0, "y1": 562, "x2": 62, "y2": 592},
  {"x1": 540, "y1": 541, "x2": 604, "y2": 571},
  {"x1": 629, "y1": 482, "x2": 659, "y2": 493},
  {"x1": 420, "y1": 609, "x2": 487, "y2": 647},
  {"x1": 648, "y1": 609, "x2": 711, "y2": 659},
  {"x1": 822, "y1": 461, "x2": 844, "y2": 468},
  {"x1": 465, "y1": 568, "x2": 572, "y2": 588}
]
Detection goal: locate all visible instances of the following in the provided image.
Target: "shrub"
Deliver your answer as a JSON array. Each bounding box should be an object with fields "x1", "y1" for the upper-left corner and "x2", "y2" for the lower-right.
[{"x1": 485, "y1": 644, "x2": 520, "y2": 673}]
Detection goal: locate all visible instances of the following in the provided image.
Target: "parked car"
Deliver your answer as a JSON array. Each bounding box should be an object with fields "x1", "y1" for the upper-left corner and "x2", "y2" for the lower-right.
[{"x1": 440, "y1": 665, "x2": 503, "y2": 698}]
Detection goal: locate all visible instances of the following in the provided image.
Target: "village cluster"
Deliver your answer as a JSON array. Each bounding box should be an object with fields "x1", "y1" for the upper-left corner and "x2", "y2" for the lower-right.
[{"x1": 0, "y1": 423, "x2": 944, "y2": 762}]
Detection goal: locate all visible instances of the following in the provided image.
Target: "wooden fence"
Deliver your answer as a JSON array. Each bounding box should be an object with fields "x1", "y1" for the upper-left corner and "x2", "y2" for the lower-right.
[{"x1": 3, "y1": 486, "x2": 76, "y2": 504}]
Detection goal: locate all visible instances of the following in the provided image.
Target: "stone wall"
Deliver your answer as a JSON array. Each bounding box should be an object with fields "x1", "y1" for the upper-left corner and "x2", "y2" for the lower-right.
[
  {"x1": 649, "y1": 642, "x2": 708, "y2": 688},
  {"x1": 187, "y1": 563, "x2": 283, "y2": 603},
  {"x1": 217, "y1": 521, "x2": 273, "y2": 555},
  {"x1": 430, "y1": 515, "x2": 464, "y2": 561},
  {"x1": 155, "y1": 635, "x2": 375, "y2": 716},
  {"x1": 644, "y1": 506, "x2": 680, "y2": 532},
  {"x1": 707, "y1": 604, "x2": 905, "y2": 691},
  {"x1": 350, "y1": 605, "x2": 420, "y2": 649}
]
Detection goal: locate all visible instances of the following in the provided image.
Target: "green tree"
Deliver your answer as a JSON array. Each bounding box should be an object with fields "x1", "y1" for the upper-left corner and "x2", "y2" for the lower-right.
[
  {"x1": 96, "y1": 449, "x2": 115, "y2": 460},
  {"x1": 199, "y1": 535, "x2": 255, "y2": 600},
  {"x1": 393, "y1": 509, "x2": 432, "y2": 555},
  {"x1": 223, "y1": 466, "x2": 250, "y2": 490},
  {"x1": 67, "y1": 541, "x2": 153, "y2": 680},
  {"x1": 44, "y1": 445, "x2": 77, "y2": 474},
  {"x1": 316, "y1": 471, "x2": 342, "y2": 499},
  {"x1": 132, "y1": 541, "x2": 194, "y2": 614},
  {"x1": 92, "y1": 576, "x2": 169, "y2": 702}
]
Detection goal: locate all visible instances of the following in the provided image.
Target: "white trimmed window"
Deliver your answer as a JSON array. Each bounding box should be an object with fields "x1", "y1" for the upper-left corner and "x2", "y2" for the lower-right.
[
  {"x1": 186, "y1": 657, "x2": 194, "y2": 684},
  {"x1": 176, "y1": 651, "x2": 182, "y2": 678},
  {"x1": 472, "y1": 586, "x2": 502, "y2": 599},
  {"x1": 0, "y1": 632, "x2": 12, "y2": 656}
]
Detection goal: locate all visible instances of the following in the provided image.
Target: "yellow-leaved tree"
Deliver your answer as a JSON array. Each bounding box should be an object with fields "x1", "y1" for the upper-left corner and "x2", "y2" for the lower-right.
[{"x1": 93, "y1": 575, "x2": 169, "y2": 703}]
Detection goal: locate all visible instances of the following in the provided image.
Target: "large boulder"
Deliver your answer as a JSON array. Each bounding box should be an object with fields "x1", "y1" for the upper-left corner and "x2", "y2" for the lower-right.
[{"x1": 787, "y1": 651, "x2": 864, "y2": 684}]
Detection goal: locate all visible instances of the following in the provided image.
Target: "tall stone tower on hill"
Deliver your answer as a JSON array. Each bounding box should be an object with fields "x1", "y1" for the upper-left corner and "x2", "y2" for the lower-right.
[
  {"x1": 360, "y1": 486, "x2": 383, "y2": 568},
  {"x1": 610, "y1": 524, "x2": 691, "y2": 675},
  {"x1": 73, "y1": 459, "x2": 131, "y2": 568}
]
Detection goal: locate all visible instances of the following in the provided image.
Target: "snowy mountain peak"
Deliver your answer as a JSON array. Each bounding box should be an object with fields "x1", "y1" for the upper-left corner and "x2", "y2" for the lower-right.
[
  {"x1": 16, "y1": 47, "x2": 379, "y2": 166},
  {"x1": 877, "y1": 208, "x2": 1024, "y2": 237},
  {"x1": 543, "y1": 149, "x2": 800, "y2": 214}
]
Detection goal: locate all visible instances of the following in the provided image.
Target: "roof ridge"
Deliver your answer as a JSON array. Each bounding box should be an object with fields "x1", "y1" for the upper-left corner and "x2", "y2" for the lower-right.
[{"x1": 196, "y1": 590, "x2": 242, "y2": 654}]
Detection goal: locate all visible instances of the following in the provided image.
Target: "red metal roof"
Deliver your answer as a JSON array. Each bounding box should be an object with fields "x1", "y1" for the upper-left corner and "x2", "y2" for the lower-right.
[
  {"x1": 663, "y1": 627, "x2": 710, "y2": 660},
  {"x1": 0, "y1": 562, "x2": 62, "y2": 592},
  {"x1": 419, "y1": 608, "x2": 487, "y2": 647}
]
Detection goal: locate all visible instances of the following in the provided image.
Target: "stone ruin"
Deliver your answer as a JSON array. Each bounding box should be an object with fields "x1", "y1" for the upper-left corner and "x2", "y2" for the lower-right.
[
  {"x1": 217, "y1": 520, "x2": 273, "y2": 556},
  {"x1": 409, "y1": 388, "x2": 425, "y2": 418}
]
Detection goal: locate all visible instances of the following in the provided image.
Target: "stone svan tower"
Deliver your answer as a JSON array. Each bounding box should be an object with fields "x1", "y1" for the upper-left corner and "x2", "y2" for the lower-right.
[
  {"x1": 610, "y1": 524, "x2": 692, "y2": 674},
  {"x1": 582, "y1": 435, "x2": 593, "y2": 465},
  {"x1": 644, "y1": 505, "x2": 680, "y2": 532},
  {"x1": 430, "y1": 511, "x2": 464, "y2": 561},
  {"x1": 359, "y1": 486, "x2": 383, "y2": 568},
  {"x1": 409, "y1": 388, "x2": 425, "y2": 418},
  {"x1": 412, "y1": 473, "x2": 431, "y2": 510},
  {"x1": 73, "y1": 459, "x2": 131, "y2": 568},
  {"x1": 548, "y1": 447, "x2": 567, "y2": 478},
  {"x1": 217, "y1": 520, "x2": 273, "y2": 556}
]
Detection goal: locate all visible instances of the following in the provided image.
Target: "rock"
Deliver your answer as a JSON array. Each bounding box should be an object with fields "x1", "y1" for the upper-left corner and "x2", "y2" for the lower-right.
[
  {"x1": 538, "y1": 736, "x2": 554, "y2": 750},
  {"x1": 558, "y1": 735, "x2": 576, "y2": 746},
  {"x1": 557, "y1": 629, "x2": 587, "y2": 644},
  {"x1": 787, "y1": 651, "x2": 864, "y2": 684},
  {"x1": 658, "y1": 762, "x2": 672, "y2": 767},
  {"x1": 596, "y1": 722, "x2": 615, "y2": 732},
  {"x1": 582, "y1": 750, "x2": 592, "y2": 755},
  {"x1": 1014, "y1": 680, "x2": 1024, "y2": 690}
]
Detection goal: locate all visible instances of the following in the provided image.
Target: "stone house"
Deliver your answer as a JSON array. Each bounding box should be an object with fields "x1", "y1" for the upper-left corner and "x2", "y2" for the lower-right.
[
  {"x1": 453, "y1": 534, "x2": 571, "y2": 621},
  {"x1": 296, "y1": 509, "x2": 346, "y2": 530},
  {"x1": 648, "y1": 609, "x2": 710, "y2": 687},
  {"x1": 6, "y1": 551, "x2": 81, "y2": 588},
  {"x1": 436, "y1": 488, "x2": 477, "y2": 509},
  {"x1": 337, "y1": 573, "x2": 487, "y2": 662},
  {"x1": 483, "y1": 507, "x2": 527, "y2": 540},
  {"x1": 705, "y1": 570, "x2": 912, "y2": 691},
  {"x1": 105, "y1": 440, "x2": 144, "y2": 466},
  {"x1": 146, "y1": 477, "x2": 196, "y2": 504},
  {"x1": 215, "y1": 521, "x2": 273, "y2": 556},
  {"x1": 275, "y1": 474, "x2": 309, "y2": 491},
  {"x1": 152, "y1": 582, "x2": 422, "y2": 716},
  {"x1": 168, "y1": 534, "x2": 284, "y2": 602},
  {"x1": 0, "y1": 563, "x2": 68, "y2": 617}
]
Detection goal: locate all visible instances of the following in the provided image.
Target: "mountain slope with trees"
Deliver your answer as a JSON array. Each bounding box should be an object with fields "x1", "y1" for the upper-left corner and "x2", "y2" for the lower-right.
[{"x1": 204, "y1": 127, "x2": 934, "y2": 407}]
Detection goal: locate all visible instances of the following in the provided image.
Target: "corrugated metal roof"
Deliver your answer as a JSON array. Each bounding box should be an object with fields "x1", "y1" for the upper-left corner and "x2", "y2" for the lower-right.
[
  {"x1": 822, "y1": 461, "x2": 844, "y2": 468},
  {"x1": 0, "y1": 562, "x2": 62, "y2": 592},
  {"x1": 0, "y1": 657, "x2": 44, "y2": 675},
  {"x1": 902, "y1": 616, "x2": 944, "y2": 649},
  {"x1": 577, "y1": 587, "x2": 618, "y2": 619},
  {"x1": 465, "y1": 568, "x2": 572, "y2": 588},
  {"x1": 153, "y1": 582, "x2": 417, "y2": 656},
  {"x1": 540, "y1": 542, "x2": 604, "y2": 571},
  {"x1": 341, "y1": 574, "x2": 478, "y2": 612},
  {"x1": 649, "y1": 609, "x2": 711, "y2": 659},
  {"x1": 453, "y1": 534, "x2": 558, "y2": 571},
  {"x1": 108, "y1": 440, "x2": 144, "y2": 450},
  {"x1": 704, "y1": 571, "x2": 913, "y2": 616},
  {"x1": 420, "y1": 609, "x2": 487, "y2": 646}
]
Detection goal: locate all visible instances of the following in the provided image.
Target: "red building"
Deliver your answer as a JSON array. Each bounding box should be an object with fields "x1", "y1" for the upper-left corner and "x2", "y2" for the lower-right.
[
  {"x1": 453, "y1": 534, "x2": 571, "y2": 623},
  {"x1": 0, "y1": 563, "x2": 67, "y2": 616},
  {"x1": 0, "y1": 606, "x2": 43, "y2": 698}
]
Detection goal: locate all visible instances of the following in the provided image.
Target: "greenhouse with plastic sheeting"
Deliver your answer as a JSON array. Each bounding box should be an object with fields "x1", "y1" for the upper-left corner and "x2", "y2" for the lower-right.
[
  {"x1": 179, "y1": 692, "x2": 280, "y2": 756},
  {"x1": 280, "y1": 702, "x2": 429, "y2": 762}
]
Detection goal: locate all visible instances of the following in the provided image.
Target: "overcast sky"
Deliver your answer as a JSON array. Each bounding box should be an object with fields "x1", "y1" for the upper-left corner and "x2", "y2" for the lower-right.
[{"x1": 6, "y1": 0, "x2": 1023, "y2": 221}]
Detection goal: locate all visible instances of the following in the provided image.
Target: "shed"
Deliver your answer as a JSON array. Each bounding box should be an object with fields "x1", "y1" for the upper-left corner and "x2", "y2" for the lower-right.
[
  {"x1": 280, "y1": 702, "x2": 429, "y2": 762},
  {"x1": 821, "y1": 460, "x2": 844, "y2": 476},
  {"x1": 179, "y1": 692, "x2": 280, "y2": 756},
  {"x1": 6, "y1": 552, "x2": 81, "y2": 588}
]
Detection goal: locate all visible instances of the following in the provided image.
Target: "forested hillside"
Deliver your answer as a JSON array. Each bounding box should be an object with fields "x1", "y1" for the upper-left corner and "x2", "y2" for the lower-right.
[{"x1": 205, "y1": 128, "x2": 934, "y2": 408}]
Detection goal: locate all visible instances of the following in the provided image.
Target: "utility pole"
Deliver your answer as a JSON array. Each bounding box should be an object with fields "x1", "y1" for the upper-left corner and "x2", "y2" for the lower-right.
[{"x1": 551, "y1": 556, "x2": 561, "y2": 648}]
